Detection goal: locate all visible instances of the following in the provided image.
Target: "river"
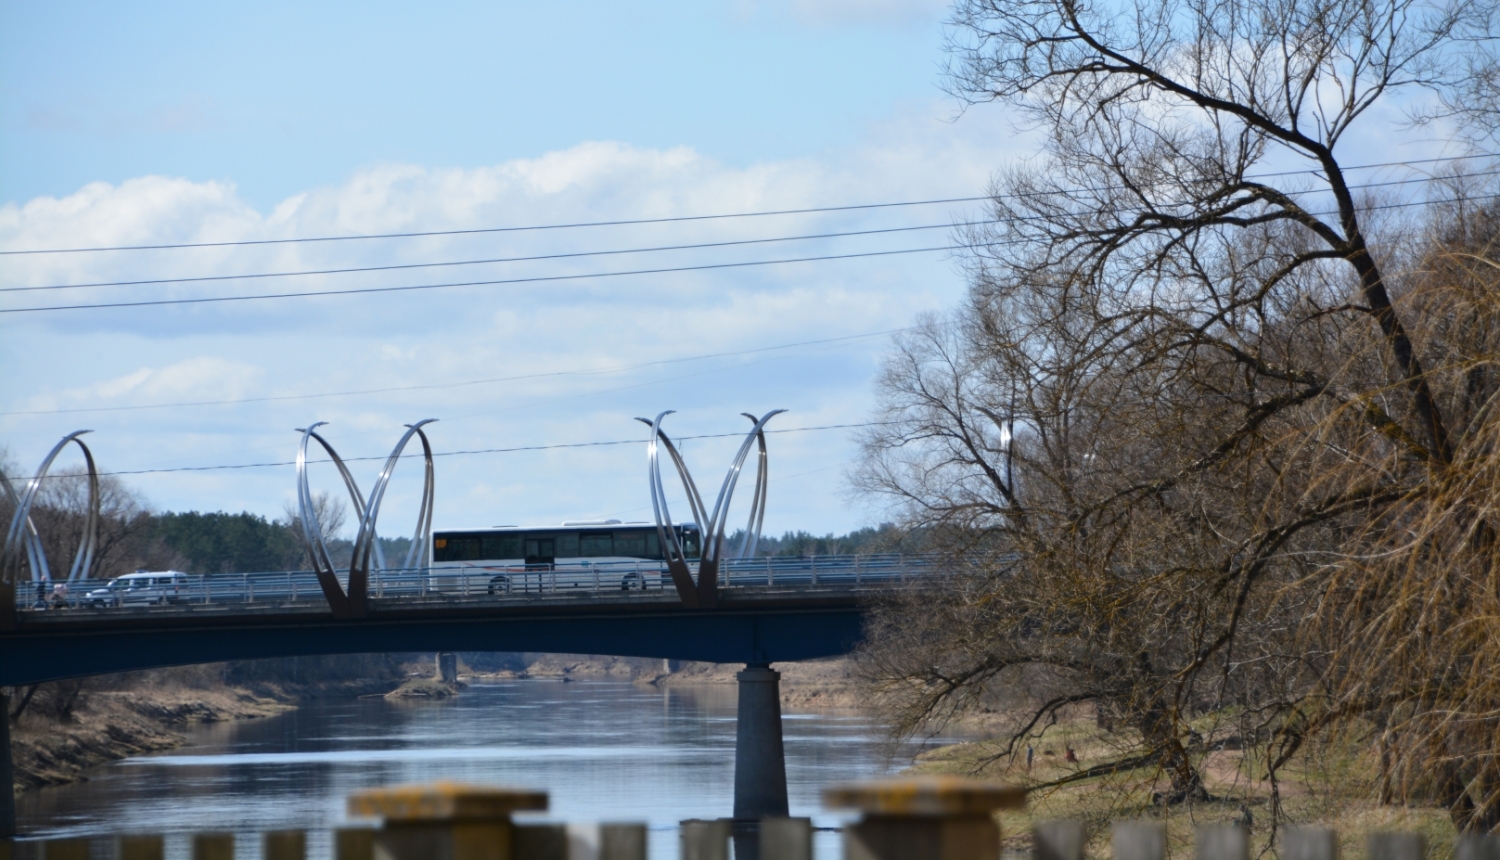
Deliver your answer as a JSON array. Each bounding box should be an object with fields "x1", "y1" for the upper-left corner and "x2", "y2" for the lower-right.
[{"x1": 15, "y1": 680, "x2": 948, "y2": 859}]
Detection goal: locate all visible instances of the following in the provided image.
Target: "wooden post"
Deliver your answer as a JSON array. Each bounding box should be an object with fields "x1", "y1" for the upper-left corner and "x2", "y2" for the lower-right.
[
  {"x1": 1113, "y1": 823, "x2": 1165, "y2": 860},
  {"x1": 679, "y1": 819, "x2": 730, "y2": 860},
  {"x1": 39, "y1": 839, "x2": 90, "y2": 860},
  {"x1": 263, "y1": 830, "x2": 306, "y2": 860},
  {"x1": 1369, "y1": 833, "x2": 1426, "y2": 860},
  {"x1": 347, "y1": 781, "x2": 547, "y2": 860},
  {"x1": 1456, "y1": 835, "x2": 1500, "y2": 860},
  {"x1": 597, "y1": 824, "x2": 647, "y2": 860},
  {"x1": 512, "y1": 824, "x2": 566, "y2": 860},
  {"x1": 1284, "y1": 829, "x2": 1338, "y2": 860},
  {"x1": 192, "y1": 833, "x2": 234, "y2": 860},
  {"x1": 1197, "y1": 826, "x2": 1249, "y2": 860},
  {"x1": 1036, "y1": 821, "x2": 1085, "y2": 860},
  {"x1": 759, "y1": 817, "x2": 812, "y2": 860},
  {"x1": 335, "y1": 828, "x2": 376, "y2": 860},
  {"x1": 824, "y1": 776, "x2": 1026, "y2": 860},
  {"x1": 113, "y1": 834, "x2": 164, "y2": 860}
]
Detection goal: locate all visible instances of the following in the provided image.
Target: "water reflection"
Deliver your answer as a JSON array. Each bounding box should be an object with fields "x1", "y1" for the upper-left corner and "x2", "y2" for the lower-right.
[{"x1": 17, "y1": 681, "x2": 949, "y2": 860}]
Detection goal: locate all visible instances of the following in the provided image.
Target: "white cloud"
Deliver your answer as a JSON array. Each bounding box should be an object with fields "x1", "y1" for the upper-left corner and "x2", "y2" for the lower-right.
[{"x1": 0, "y1": 96, "x2": 1023, "y2": 533}]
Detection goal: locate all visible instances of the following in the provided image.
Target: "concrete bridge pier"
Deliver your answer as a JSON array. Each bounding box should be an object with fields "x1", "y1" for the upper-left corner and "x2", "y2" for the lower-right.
[
  {"x1": 2, "y1": 687, "x2": 15, "y2": 839},
  {"x1": 732, "y1": 663, "x2": 789, "y2": 860}
]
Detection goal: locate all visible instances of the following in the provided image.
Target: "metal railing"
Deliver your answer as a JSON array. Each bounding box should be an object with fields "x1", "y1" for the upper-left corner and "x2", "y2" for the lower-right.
[{"x1": 10, "y1": 553, "x2": 943, "y2": 615}]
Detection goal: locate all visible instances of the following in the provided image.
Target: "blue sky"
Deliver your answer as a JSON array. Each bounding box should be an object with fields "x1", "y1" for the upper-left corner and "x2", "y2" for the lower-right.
[
  {"x1": 2, "y1": 1, "x2": 953, "y2": 208},
  {"x1": 3, "y1": 0, "x2": 1028, "y2": 539}
]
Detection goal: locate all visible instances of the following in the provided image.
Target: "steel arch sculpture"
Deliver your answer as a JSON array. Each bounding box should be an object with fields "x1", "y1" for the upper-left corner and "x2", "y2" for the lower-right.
[
  {"x1": 637, "y1": 410, "x2": 785, "y2": 608},
  {"x1": 2, "y1": 431, "x2": 101, "y2": 630},
  {"x1": 295, "y1": 420, "x2": 436, "y2": 618}
]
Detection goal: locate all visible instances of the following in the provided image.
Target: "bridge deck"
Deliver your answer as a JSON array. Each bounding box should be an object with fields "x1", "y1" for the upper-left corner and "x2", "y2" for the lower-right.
[{"x1": 0, "y1": 554, "x2": 941, "y2": 686}]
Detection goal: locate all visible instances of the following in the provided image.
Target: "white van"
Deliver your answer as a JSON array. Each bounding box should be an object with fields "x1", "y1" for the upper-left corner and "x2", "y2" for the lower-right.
[{"x1": 85, "y1": 570, "x2": 189, "y2": 607}]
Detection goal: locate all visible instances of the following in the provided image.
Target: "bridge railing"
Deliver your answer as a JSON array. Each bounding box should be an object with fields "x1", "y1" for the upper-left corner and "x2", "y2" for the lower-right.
[{"x1": 10, "y1": 553, "x2": 944, "y2": 614}]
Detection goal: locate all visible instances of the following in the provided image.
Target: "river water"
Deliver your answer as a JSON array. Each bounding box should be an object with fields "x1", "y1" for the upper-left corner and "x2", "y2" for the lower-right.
[{"x1": 16, "y1": 680, "x2": 945, "y2": 859}]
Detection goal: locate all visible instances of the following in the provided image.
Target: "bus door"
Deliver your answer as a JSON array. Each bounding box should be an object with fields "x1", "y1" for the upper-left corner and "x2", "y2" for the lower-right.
[{"x1": 525, "y1": 537, "x2": 555, "y2": 590}]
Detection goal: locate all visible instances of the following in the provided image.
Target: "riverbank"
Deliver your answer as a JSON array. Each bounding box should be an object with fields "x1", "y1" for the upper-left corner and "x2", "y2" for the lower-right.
[
  {"x1": 8, "y1": 667, "x2": 409, "y2": 797},
  {"x1": 8, "y1": 681, "x2": 292, "y2": 792},
  {"x1": 464, "y1": 654, "x2": 863, "y2": 711}
]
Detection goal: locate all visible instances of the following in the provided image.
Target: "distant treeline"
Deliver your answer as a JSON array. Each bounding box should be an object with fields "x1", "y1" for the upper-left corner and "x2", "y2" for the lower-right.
[{"x1": 726, "y1": 523, "x2": 924, "y2": 557}]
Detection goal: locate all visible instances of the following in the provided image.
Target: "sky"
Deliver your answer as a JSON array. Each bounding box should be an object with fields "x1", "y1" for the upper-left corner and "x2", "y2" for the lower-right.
[
  {"x1": 0, "y1": 0, "x2": 1464, "y2": 543},
  {"x1": 0, "y1": 0, "x2": 1029, "y2": 540}
]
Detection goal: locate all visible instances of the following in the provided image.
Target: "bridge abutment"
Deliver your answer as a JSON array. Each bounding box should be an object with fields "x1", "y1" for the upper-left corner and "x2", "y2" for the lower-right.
[{"x1": 2, "y1": 687, "x2": 15, "y2": 839}]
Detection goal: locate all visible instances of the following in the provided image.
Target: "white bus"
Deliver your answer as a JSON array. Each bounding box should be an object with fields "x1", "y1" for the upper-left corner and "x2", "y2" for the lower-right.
[{"x1": 428, "y1": 520, "x2": 702, "y2": 594}]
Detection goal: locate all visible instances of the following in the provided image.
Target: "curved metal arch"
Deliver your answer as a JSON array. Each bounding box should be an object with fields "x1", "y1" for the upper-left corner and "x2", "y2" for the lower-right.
[
  {"x1": 2, "y1": 430, "x2": 100, "y2": 586},
  {"x1": 635, "y1": 410, "x2": 784, "y2": 608},
  {"x1": 1, "y1": 468, "x2": 48, "y2": 590},
  {"x1": 348, "y1": 419, "x2": 437, "y2": 615},
  {"x1": 295, "y1": 420, "x2": 436, "y2": 618}
]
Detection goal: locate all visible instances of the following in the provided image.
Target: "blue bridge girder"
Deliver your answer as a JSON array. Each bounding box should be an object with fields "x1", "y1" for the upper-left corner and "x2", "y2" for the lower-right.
[{"x1": 0, "y1": 589, "x2": 872, "y2": 687}]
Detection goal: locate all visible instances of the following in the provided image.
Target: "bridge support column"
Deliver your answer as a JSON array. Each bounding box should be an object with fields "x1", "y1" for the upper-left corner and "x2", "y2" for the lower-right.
[
  {"x1": 2, "y1": 687, "x2": 15, "y2": 839},
  {"x1": 733, "y1": 662, "x2": 788, "y2": 842},
  {"x1": 435, "y1": 653, "x2": 457, "y2": 684}
]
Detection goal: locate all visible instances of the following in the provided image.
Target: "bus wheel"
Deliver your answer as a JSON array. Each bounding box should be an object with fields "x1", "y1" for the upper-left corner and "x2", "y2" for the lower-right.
[{"x1": 488, "y1": 576, "x2": 510, "y2": 595}]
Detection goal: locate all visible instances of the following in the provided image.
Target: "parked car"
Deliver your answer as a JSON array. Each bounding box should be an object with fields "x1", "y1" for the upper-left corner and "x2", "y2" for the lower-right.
[{"x1": 85, "y1": 571, "x2": 188, "y2": 607}]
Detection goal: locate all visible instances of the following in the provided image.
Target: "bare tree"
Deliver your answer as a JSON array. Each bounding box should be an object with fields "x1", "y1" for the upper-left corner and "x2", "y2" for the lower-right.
[
  {"x1": 854, "y1": 0, "x2": 1500, "y2": 829},
  {"x1": 281, "y1": 491, "x2": 349, "y2": 569}
]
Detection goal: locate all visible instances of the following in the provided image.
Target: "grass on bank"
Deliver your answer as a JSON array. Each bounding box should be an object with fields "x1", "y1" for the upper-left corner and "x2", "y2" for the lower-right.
[{"x1": 906, "y1": 712, "x2": 1459, "y2": 860}]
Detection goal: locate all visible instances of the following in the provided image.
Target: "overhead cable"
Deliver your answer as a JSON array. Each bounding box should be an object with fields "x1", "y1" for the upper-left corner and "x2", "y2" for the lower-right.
[
  {"x1": 0, "y1": 245, "x2": 964, "y2": 314},
  {"x1": 1, "y1": 154, "x2": 1489, "y2": 257},
  {"x1": 10, "y1": 169, "x2": 1494, "y2": 294},
  {"x1": 91, "y1": 421, "x2": 894, "y2": 477}
]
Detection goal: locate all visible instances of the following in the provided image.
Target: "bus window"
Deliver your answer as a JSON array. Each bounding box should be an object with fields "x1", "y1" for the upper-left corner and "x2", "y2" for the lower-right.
[
  {"x1": 681, "y1": 530, "x2": 701, "y2": 559},
  {"x1": 482, "y1": 534, "x2": 522, "y2": 560},
  {"x1": 614, "y1": 530, "x2": 647, "y2": 558},
  {"x1": 439, "y1": 536, "x2": 482, "y2": 562},
  {"x1": 646, "y1": 530, "x2": 660, "y2": 558},
  {"x1": 579, "y1": 531, "x2": 612, "y2": 556},
  {"x1": 554, "y1": 531, "x2": 580, "y2": 557}
]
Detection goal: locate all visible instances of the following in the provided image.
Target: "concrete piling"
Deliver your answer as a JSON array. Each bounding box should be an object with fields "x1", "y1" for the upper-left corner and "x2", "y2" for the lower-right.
[
  {"x1": 1196, "y1": 826, "x2": 1249, "y2": 860},
  {"x1": 679, "y1": 819, "x2": 730, "y2": 860},
  {"x1": 1035, "y1": 820, "x2": 1085, "y2": 860},
  {"x1": 347, "y1": 780, "x2": 548, "y2": 860},
  {"x1": 825, "y1": 775, "x2": 1026, "y2": 860},
  {"x1": 1113, "y1": 823, "x2": 1165, "y2": 860},
  {"x1": 1369, "y1": 832, "x2": 1427, "y2": 860},
  {"x1": 759, "y1": 817, "x2": 813, "y2": 860},
  {"x1": 1284, "y1": 828, "x2": 1339, "y2": 860},
  {"x1": 733, "y1": 664, "x2": 788, "y2": 823},
  {"x1": 437, "y1": 654, "x2": 459, "y2": 684},
  {"x1": 596, "y1": 823, "x2": 647, "y2": 860}
]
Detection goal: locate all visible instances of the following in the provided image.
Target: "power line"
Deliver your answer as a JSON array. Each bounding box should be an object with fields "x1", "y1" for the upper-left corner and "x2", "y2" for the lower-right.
[
  {"x1": 0, "y1": 245, "x2": 964, "y2": 314},
  {"x1": 2, "y1": 222, "x2": 967, "y2": 294},
  {"x1": 2, "y1": 154, "x2": 1489, "y2": 257},
  {"x1": 9, "y1": 189, "x2": 1497, "y2": 315},
  {"x1": 93, "y1": 421, "x2": 891, "y2": 477},
  {"x1": 2, "y1": 328, "x2": 911, "y2": 416},
  {"x1": 11, "y1": 168, "x2": 1491, "y2": 295}
]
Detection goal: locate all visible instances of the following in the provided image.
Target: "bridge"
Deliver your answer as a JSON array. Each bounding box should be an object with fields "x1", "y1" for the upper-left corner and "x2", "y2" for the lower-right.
[{"x1": 0, "y1": 412, "x2": 946, "y2": 839}]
